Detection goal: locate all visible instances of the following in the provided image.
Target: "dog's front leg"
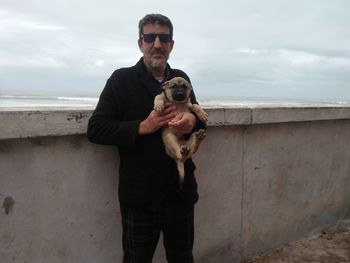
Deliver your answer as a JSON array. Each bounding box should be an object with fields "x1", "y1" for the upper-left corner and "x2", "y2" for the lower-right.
[
  {"x1": 190, "y1": 104, "x2": 209, "y2": 122},
  {"x1": 154, "y1": 94, "x2": 166, "y2": 112}
]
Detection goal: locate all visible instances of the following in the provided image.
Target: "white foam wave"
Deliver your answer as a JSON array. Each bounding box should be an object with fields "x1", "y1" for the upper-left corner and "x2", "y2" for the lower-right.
[
  {"x1": 56, "y1": 96, "x2": 98, "y2": 102},
  {"x1": 0, "y1": 95, "x2": 98, "y2": 107}
]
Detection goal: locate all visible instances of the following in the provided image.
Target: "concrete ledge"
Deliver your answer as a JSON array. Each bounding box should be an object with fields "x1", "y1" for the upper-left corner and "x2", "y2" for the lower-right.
[
  {"x1": 205, "y1": 107, "x2": 251, "y2": 126},
  {"x1": 0, "y1": 107, "x2": 93, "y2": 140},
  {"x1": 1, "y1": 104, "x2": 350, "y2": 140},
  {"x1": 252, "y1": 106, "x2": 350, "y2": 124}
]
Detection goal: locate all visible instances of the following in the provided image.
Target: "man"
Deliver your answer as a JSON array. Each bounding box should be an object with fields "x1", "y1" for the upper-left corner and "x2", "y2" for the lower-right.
[{"x1": 87, "y1": 14, "x2": 205, "y2": 263}]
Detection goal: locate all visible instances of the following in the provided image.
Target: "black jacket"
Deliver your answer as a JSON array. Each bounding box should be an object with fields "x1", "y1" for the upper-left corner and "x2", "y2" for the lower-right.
[{"x1": 87, "y1": 58, "x2": 205, "y2": 211}]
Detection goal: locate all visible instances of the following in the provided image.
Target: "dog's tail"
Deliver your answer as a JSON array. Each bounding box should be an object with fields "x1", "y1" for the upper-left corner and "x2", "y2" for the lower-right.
[{"x1": 176, "y1": 160, "x2": 185, "y2": 189}]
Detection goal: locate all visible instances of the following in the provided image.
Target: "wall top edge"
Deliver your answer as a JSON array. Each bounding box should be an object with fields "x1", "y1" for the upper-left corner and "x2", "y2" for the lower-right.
[{"x1": 1, "y1": 106, "x2": 350, "y2": 140}]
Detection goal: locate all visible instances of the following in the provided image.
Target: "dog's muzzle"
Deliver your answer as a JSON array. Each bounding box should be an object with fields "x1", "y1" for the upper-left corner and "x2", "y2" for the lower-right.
[
  {"x1": 171, "y1": 85, "x2": 188, "y2": 102},
  {"x1": 172, "y1": 92, "x2": 187, "y2": 102}
]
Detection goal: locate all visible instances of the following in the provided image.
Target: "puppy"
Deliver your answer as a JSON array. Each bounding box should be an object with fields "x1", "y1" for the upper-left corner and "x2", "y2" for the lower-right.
[{"x1": 154, "y1": 77, "x2": 208, "y2": 188}]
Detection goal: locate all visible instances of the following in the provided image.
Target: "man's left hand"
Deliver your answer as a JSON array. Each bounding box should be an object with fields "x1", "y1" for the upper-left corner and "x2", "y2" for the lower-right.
[{"x1": 168, "y1": 112, "x2": 196, "y2": 134}]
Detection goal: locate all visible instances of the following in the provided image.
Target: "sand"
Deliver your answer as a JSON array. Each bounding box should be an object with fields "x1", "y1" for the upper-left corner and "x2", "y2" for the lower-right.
[{"x1": 242, "y1": 218, "x2": 350, "y2": 263}]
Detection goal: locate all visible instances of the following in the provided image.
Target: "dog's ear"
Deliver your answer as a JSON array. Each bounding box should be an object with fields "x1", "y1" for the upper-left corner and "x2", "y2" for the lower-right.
[
  {"x1": 186, "y1": 82, "x2": 193, "y2": 90},
  {"x1": 179, "y1": 78, "x2": 192, "y2": 90},
  {"x1": 160, "y1": 80, "x2": 170, "y2": 91},
  {"x1": 183, "y1": 81, "x2": 192, "y2": 91}
]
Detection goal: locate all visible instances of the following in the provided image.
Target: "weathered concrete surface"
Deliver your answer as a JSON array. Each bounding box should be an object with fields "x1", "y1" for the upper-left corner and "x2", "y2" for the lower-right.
[
  {"x1": 250, "y1": 104, "x2": 350, "y2": 124},
  {"x1": 0, "y1": 136, "x2": 121, "y2": 262},
  {"x1": 193, "y1": 126, "x2": 244, "y2": 262},
  {"x1": 0, "y1": 108, "x2": 93, "y2": 140},
  {"x1": 241, "y1": 121, "x2": 350, "y2": 258},
  {"x1": 1, "y1": 106, "x2": 350, "y2": 262}
]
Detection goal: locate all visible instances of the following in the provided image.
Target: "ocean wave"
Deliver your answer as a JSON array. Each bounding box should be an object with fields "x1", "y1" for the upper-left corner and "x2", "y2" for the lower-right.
[
  {"x1": 57, "y1": 96, "x2": 98, "y2": 102},
  {"x1": 0, "y1": 95, "x2": 98, "y2": 107},
  {"x1": 199, "y1": 98, "x2": 350, "y2": 107},
  {"x1": 0, "y1": 95, "x2": 98, "y2": 101}
]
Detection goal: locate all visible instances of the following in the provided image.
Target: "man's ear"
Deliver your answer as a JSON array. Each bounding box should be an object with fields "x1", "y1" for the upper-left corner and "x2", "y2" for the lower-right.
[
  {"x1": 138, "y1": 39, "x2": 142, "y2": 50},
  {"x1": 169, "y1": 40, "x2": 174, "y2": 52}
]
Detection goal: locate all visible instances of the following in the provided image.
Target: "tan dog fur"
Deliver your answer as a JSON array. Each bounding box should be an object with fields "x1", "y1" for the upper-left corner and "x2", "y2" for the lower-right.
[{"x1": 154, "y1": 77, "x2": 208, "y2": 187}]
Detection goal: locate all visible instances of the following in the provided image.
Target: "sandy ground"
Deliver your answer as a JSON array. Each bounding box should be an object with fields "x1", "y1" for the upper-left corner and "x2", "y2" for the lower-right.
[{"x1": 241, "y1": 218, "x2": 350, "y2": 263}]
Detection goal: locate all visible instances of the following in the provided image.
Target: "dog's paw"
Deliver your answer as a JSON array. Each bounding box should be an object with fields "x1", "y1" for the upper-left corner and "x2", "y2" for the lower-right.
[
  {"x1": 154, "y1": 101, "x2": 165, "y2": 113},
  {"x1": 180, "y1": 145, "x2": 190, "y2": 156},
  {"x1": 198, "y1": 111, "x2": 209, "y2": 122},
  {"x1": 195, "y1": 129, "x2": 206, "y2": 141}
]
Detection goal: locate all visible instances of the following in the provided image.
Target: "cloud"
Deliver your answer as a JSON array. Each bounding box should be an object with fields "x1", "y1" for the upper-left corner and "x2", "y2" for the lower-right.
[
  {"x1": 0, "y1": 51, "x2": 67, "y2": 68},
  {"x1": 93, "y1": 60, "x2": 104, "y2": 67},
  {"x1": 0, "y1": 9, "x2": 66, "y2": 32},
  {"x1": 235, "y1": 48, "x2": 350, "y2": 68},
  {"x1": 277, "y1": 49, "x2": 350, "y2": 67},
  {"x1": 0, "y1": 0, "x2": 350, "y2": 102},
  {"x1": 18, "y1": 21, "x2": 66, "y2": 31}
]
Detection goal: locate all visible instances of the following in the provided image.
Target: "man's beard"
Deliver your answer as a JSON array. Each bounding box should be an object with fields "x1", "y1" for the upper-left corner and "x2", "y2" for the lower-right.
[
  {"x1": 149, "y1": 49, "x2": 170, "y2": 69},
  {"x1": 150, "y1": 56, "x2": 169, "y2": 69}
]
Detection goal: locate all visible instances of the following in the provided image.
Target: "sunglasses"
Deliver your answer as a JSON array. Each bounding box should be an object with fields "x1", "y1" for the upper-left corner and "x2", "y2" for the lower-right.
[{"x1": 141, "y1": 33, "x2": 172, "y2": 43}]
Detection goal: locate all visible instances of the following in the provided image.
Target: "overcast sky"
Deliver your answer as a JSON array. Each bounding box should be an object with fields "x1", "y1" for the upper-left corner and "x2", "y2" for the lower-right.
[{"x1": 1, "y1": 0, "x2": 350, "y2": 101}]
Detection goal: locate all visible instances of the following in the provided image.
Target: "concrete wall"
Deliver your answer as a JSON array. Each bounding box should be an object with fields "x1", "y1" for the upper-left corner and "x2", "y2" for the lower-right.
[{"x1": 1, "y1": 105, "x2": 350, "y2": 262}]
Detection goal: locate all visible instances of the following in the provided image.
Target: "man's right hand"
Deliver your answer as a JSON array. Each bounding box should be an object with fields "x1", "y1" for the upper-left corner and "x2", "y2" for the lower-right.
[{"x1": 138, "y1": 102, "x2": 177, "y2": 135}]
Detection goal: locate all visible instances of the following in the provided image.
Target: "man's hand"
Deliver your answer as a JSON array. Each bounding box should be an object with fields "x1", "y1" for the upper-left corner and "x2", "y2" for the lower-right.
[
  {"x1": 138, "y1": 102, "x2": 177, "y2": 135},
  {"x1": 168, "y1": 112, "x2": 196, "y2": 134}
]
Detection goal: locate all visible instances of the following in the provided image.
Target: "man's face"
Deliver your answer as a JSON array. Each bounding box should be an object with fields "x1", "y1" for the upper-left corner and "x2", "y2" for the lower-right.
[{"x1": 138, "y1": 23, "x2": 174, "y2": 73}]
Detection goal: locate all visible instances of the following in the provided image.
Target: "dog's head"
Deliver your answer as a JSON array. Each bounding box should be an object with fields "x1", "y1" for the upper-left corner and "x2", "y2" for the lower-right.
[{"x1": 161, "y1": 77, "x2": 192, "y2": 103}]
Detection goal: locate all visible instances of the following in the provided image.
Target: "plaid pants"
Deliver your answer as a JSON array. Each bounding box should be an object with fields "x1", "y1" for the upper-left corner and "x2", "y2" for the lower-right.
[{"x1": 121, "y1": 202, "x2": 194, "y2": 263}]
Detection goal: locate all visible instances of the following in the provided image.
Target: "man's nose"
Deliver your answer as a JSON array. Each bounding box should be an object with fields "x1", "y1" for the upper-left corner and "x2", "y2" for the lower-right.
[{"x1": 153, "y1": 36, "x2": 162, "y2": 47}]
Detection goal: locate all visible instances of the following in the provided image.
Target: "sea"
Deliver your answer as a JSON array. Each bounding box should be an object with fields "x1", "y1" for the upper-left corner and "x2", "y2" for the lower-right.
[
  {"x1": 1, "y1": 94, "x2": 350, "y2": 108},
  {"x1": 0, "y1": 95, "x2": 99, "y2": 108}
]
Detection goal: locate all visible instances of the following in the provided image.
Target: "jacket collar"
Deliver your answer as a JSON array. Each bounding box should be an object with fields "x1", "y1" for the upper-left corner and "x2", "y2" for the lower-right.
[
  {"x1": 136, "y1": 57, "x2": 171, "y2": 79},
  {"x1": 136, "y1": 57, "x2": 172, "y2": 98}
]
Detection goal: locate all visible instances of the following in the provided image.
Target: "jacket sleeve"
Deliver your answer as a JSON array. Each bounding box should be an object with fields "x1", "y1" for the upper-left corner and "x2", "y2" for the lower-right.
[{"x1": 87, "y1": 75, "x2": 141, "y2": 148}]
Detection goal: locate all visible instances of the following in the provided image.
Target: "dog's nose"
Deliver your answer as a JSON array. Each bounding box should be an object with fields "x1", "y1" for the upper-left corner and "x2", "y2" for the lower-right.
[{"x1": 173, "y1": 92, "x2": 186, "y2": 101}]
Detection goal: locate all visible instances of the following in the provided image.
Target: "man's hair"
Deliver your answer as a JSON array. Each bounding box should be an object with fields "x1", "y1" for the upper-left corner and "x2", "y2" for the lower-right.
[{"x1": 138, "y1": 14, "x2": 173, "y2": 39}]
